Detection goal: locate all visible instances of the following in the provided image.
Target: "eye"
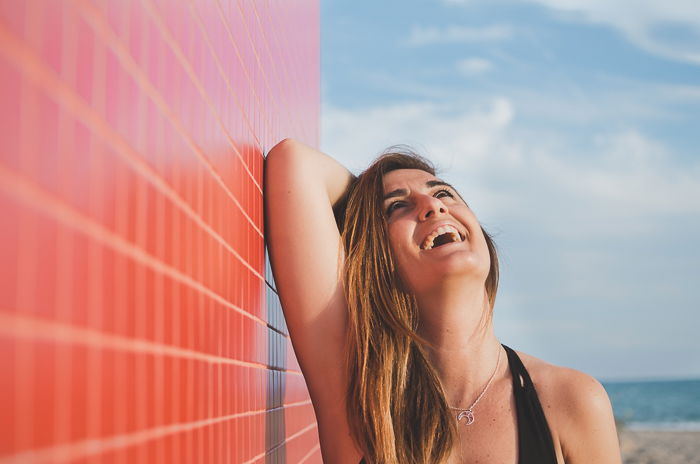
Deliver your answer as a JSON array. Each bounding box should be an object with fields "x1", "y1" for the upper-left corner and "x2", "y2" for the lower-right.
[
  {"x1": 435, "y1": 189, "x2": 454, "y2": 199},
  {"x1": 386, "y1": 201, "x2": 405, "y2": 216}
]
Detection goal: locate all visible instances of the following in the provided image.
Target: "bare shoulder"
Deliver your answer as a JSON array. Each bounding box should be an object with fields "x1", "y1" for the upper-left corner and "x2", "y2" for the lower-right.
[
  {"x1": 517, "y1": 351, "x2": 610, "y2": 413},
  {"x1": 517, "y1": 351, "x2": 622, "y2": 464}
]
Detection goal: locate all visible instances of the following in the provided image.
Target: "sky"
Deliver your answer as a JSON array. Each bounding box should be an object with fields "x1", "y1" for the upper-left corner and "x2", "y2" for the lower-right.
[{"x1": 319, "y1": 0, "x2": 700, "y2": 381}]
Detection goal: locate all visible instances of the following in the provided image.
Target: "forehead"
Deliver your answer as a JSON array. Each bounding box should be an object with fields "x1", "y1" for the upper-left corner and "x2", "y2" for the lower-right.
[{"x1": 382, "y1": 169, "x2": 438, "y2": 192}]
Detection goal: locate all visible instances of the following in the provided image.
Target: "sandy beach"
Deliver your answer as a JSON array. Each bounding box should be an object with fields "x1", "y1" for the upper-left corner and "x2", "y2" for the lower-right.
[{"x1": 620, "y1": 430, "x2": 700, "y2": 464}]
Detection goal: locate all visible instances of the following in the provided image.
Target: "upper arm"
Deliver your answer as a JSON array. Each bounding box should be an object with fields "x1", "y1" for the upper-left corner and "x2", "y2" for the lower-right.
[
  {"x1": 264, "y1": 139, "x2": 361, "y2": 461},
  {"x1": 265, "y1": 138, "x2": 355, "y2": 372},
  {"x1": 555, "y1": 370, "x2": 622, "y2": 464},
  {"x1": 265, "y1": 140, "x2": 351, "y2": 345}
]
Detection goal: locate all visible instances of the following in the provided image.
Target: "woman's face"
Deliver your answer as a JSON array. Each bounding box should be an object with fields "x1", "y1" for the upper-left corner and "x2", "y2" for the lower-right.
[{"x1": 382, "y1": 168, "x2": 491, "y2": 294}]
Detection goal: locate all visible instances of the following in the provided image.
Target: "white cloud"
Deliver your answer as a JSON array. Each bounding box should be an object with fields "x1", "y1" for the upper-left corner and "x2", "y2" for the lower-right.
[
  {"x1": 407, "y1": 24, "x2": 513, "y2": 45},
  {"x1": 539, "y1": 0, "x2": 700, "y2": 64},
  {"x1": 447, "y1": 0, "x2": 700, "y2": 65},
  {"x1": 536, "y1": 130, "x2": 700, "y2": 220},
  {"x1": 321, "y1": 98, "x2": 700, "y2": 238},
  {"x1": 457, "y1": 57, "x2": 493, "y2": 75},
  {"x1": 321, "y1": 98, "x2": 516, "y2": 175},
  {"x1": 661, "y1": 84, "x2": 700, "y2": 100}
]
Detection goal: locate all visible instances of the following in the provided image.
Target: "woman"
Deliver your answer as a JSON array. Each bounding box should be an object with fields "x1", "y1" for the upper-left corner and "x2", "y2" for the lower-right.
[{"x1": 264, "y1": 138, "x2": 621, "y2": 463}]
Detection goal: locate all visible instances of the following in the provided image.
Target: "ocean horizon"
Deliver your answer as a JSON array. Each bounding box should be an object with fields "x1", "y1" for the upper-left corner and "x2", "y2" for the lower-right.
[{"x1": 602, "y1": 378, "x2": 700, "y2": 431}]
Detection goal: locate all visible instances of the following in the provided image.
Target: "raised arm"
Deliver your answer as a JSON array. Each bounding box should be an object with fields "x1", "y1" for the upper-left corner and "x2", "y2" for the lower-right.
[{"x1": 264, "y1": 138, "x2": 361, "y2": 462}]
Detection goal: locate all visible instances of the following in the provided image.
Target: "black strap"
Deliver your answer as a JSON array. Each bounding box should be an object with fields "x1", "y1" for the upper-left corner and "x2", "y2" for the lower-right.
[{"x1": 503, "y1": 345, "x2": 558, "y2": 464}]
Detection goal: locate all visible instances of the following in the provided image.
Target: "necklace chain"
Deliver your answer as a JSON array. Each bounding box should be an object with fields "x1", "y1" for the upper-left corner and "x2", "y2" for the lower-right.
[{"x1": 448, "y1": 346, "x2": 502, "y2": 425}]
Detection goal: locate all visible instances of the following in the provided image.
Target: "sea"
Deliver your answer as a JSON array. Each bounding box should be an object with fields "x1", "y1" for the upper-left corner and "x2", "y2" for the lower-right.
[{"x1": 602, "y1": 378, "x2": 700, "y2": 431}]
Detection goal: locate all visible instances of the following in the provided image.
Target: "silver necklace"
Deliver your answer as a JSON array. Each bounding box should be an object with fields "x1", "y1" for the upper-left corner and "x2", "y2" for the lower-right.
[{"x1": 448, "y1": 346, "x2": 501, "y2": 425}]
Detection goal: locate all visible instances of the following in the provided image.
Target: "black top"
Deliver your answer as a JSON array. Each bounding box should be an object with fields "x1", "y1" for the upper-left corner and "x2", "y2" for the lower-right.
[
  {"x1": 503, "y1": 344, "x2": 558, "y2": 463},
  {"x1": 358, "y1": 344, "x2": 557, "y2": 463}
]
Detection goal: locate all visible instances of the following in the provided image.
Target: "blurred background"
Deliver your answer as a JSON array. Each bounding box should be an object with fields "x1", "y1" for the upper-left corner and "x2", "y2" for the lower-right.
[{"x1": 321, "y1": 1, "x2": 700, "y2": 461}]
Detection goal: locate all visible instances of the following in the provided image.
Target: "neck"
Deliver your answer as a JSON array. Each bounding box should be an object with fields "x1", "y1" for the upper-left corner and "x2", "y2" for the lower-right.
[{"x1": 415, "y1": 283, "x2": 503, "y2": 408}]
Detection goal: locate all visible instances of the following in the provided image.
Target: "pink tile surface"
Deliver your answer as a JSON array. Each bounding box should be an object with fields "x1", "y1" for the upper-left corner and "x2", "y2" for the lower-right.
[{"x1": 0, "y1": 0, "x2": 319, "y2": 461}]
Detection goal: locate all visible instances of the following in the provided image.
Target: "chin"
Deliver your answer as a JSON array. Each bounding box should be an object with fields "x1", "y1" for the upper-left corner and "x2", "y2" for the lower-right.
[
  {"x1": 440, "y1": 252, "x2": 488, "y2": 279},
  {"x1": 403, "y1": 251, "x2": 489, "y2": 292}
]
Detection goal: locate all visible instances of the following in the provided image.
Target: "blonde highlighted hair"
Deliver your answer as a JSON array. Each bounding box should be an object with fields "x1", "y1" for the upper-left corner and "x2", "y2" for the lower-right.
[{"x1": 341, "y1": 149, "x2": 499, "y2": 463}]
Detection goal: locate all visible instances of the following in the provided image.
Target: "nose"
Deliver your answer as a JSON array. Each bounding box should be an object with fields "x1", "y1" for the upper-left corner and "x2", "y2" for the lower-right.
[{"x1": 418, "y1": 194, "x2": 447, "y2": 221}]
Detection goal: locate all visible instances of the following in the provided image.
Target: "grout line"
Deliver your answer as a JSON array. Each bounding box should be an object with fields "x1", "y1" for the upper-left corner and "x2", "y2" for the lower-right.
[
  {"x1": 140, "y1": 0, "x2": 264, "y2": 193},
  {"x1": 212, "y1": 0, "x2": 270, "y2": 138},
  {"x1": 73, "y1": 0, "x2": 265, "y2": 233},
  {"x1": 0, "y1": 18, "x2": 265, "y2": 280},
  {"x1": 299, "y1": 443, "x2": 322, "y2": 464},
  {"x1": 0, "y1": 394, "x2": 312, "y2": 464},
  {"x1": 0, "y1": 165, "x2": 267, "y2": 328},
  {"x1": 232, "y1": 0, "x2": 310, "y2": 143},
  {"x1": 266, "y1": 323, "x2": 289, "y2": 339},
  {"x1": 242, "y1": 421, "x2": 319, "y2": 464},
  {"x1": 0, "y1": 311, "x2": 301, "y2": 374},
  {"x1": 250, "y1": 0, "x2": 306, "y2": 140},
  {"x1": 185, "y1": 0, "x2": 268, "y2": 145}
]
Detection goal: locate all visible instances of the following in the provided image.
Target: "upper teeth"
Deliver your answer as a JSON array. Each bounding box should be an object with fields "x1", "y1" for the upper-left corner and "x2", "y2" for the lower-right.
[{"x1": 421, "y1": 225, "x2": 463, "y2": 250}]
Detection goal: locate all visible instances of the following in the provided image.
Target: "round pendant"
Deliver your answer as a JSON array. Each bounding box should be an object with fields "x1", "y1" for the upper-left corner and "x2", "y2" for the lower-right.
[{"x1": 456, "y1": 409, "x2": 475, "y2": 425}]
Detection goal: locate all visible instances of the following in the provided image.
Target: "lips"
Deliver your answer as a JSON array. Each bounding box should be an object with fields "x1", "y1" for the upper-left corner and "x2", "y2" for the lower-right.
[{"x1": 420, "y1": 223, "x2": 467, "y2": 250}]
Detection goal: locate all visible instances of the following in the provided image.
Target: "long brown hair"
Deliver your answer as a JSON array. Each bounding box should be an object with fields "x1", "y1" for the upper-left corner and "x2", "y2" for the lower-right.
[{"x1": 341, "y1": 148, "x2": 499, "y2": 463}]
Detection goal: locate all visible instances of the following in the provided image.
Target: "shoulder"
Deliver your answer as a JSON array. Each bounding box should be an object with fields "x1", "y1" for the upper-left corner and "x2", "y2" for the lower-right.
[
  {"x1": 517, "y1": 351, "x2": 621, "y2": 463},
  {"x1": 518, "y1": 352, "x2": 611, "y2": 415}
]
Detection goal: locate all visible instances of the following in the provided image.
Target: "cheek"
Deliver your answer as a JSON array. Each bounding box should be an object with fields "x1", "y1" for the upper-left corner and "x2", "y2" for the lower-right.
[
  {"x1": 386, "y1": 225, "x2": 415, "y2": 268},
  {"x1": 386, "y1": 227, "x2": 403, "y2": 257}
]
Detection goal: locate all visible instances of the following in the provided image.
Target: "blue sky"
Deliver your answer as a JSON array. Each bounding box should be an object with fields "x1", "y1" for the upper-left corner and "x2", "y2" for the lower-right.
[{"x1": 319, "y1": 0, "x2": 700, "y2": 381}]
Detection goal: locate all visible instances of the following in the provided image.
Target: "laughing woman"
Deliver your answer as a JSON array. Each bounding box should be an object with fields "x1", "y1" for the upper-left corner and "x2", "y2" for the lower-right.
[{"x1": 264, "y1": 138, "x2": 621, "y2": 464}]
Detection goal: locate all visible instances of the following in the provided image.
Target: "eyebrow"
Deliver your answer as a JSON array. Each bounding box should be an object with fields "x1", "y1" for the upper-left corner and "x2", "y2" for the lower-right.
[{"x1": 382, "y1": 180, "x2": 457, "y2": 201}]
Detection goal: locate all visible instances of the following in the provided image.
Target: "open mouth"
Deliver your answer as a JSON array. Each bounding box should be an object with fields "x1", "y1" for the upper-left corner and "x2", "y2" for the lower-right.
[
  {"x1": 421, "y1": 225, "x2": 465, "y2": 250},
  {"x1": 432, "y1": 232, "x2": 459, "y2": 248}
]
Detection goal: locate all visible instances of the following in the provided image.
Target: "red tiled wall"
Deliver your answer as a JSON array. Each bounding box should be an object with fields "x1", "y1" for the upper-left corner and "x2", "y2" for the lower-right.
[{"x1": 0, "y1": 0, "x2": 320, "y2": 462}]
